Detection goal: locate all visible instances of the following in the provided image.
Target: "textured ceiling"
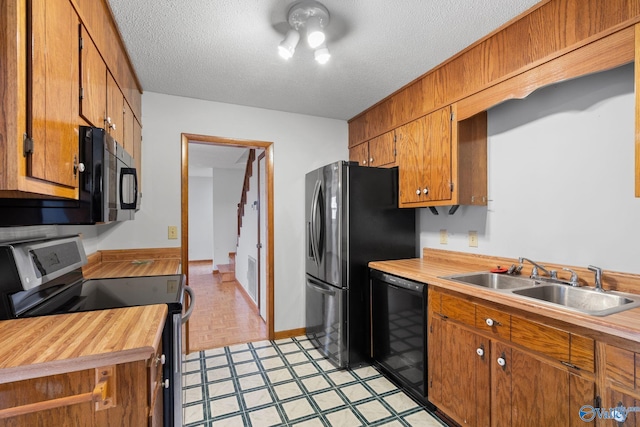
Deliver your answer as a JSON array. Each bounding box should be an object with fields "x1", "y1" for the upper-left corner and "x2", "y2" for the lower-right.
[{"x1": 107, "y1": 0, "x2": 541, "y2": 120}]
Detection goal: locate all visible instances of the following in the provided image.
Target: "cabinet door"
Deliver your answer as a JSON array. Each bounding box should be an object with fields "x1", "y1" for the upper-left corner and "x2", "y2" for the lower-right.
[
  {"x1": 123, "y1": 101, "x2": 135, "y2": 155},
  {"x1": 368, "y1": 131, "x2": 396, "y2": 167},
  {"x1": 30, "y1": 0, "x2": 79, "y2": 188},
  {"x1": 396, "y1": 117, "x2": 424, "y2": 204},
  {"x1": 349, "y1": 141, "x2": 369, "y2": 167},
  {"x1": 80, "y1": 25, "x2": 107, "y2": 128},
  {"x1": 106, "y1": 72, "x2": 124, "y2": 144},
  {"x1": 492, "y1": 342, "x2": 593, "y2": 427},
  {"x1": 423, "y1": 106, "x2": 452, "y2": 202},
  {"x1": 438, "y1": 320, "x2": 490, "y2": 427},
  {"x1": 600, "y1": 389, "x2": 640, "y2": 426}
]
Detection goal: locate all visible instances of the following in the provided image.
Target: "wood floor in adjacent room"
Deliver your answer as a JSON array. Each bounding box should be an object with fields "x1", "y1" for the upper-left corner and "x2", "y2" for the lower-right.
[{"x1": 187, "y1": 261, "x2": 267, "y2": 353}]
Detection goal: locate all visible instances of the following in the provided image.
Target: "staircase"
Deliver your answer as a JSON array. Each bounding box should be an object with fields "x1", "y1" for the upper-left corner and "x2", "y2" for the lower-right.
[
  {"x1": 215, "y1": 252, "x2": 236, "y2": 283},
  {"x1": 237, "y1": 149, "x2": 256, "y2": 237}
]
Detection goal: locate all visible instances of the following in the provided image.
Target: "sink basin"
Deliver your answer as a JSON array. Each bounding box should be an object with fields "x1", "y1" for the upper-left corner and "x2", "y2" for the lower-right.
[
  {"x1": 512, "y1": 285, "x2": 640, "y2": 316},
  {"x1": 443, "y1": 272, "x2": 539, "y2": 290}
]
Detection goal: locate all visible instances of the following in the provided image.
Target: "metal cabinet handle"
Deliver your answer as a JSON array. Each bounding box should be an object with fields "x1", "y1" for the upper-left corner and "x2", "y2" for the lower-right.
[
  {"x1": 476, "y1": 347, "x2": 484, "y2": 357},
  {"x1": 423, "y1": 187, "x2": 429, "y2": 195},
  {"x1": 497, "y1": 357, "x2": 506, "y2": 367},
  {"x1": 369, "y1": 157, "x2": 374, "y2": 164},
  {"x1": 415, "y1": 188, "x2": 421, "y2": 195},
  {"x1": 163, "y1": 379, "x2": 170, "y2": 389},
  {"x1": 362, "y1": 159, "x2": 367, "y2": 165}
]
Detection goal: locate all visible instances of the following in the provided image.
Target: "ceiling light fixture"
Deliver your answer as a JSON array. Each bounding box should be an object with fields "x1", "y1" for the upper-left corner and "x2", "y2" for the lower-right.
[{"x1": 279, "y1": 0, "x2": 331, "y2": 64}]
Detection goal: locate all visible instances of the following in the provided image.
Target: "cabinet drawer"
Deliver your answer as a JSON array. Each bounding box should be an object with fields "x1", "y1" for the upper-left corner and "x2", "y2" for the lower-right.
[
  {"x1": 570, "y1": 334, "x2": 595, "y2": 373},
  {"x1": 441, "y1": 293, "x2": 475, "y2": 327},
  {"x1": 604, "y1": 344, "x2": 636, "y2": 389},
  {"x1": 511, "y1": 316, "x2": 570, "y2": 363},
  {"x1": 475, "y1": 305, "x2": 510, "y2": 339}
]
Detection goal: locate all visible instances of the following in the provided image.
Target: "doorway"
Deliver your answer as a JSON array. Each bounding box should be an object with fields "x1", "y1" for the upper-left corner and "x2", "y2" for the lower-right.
[{"x1": 181, "y1": 133, "x2": 274, "y2": 353}]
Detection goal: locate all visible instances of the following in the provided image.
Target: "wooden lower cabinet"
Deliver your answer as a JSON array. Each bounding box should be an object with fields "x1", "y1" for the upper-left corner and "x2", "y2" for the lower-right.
[
  {"x1": 491, "y1": 341, "x2": 594, "y2": 427},
  {"x1": 429, "y1": 316, "x2": 490, "y2": 426},
  {"x1": 428, "y1": 288, "x2": 596, "y2": 426},
  {"x1": 0, "y1": 353, "x2": 163, "y2": 427}
]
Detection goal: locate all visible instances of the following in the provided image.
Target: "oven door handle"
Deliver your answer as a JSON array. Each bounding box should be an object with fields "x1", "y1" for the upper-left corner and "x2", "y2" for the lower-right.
[{"x1": 181, "y1": 286, "x2": 195, "y2": 324}]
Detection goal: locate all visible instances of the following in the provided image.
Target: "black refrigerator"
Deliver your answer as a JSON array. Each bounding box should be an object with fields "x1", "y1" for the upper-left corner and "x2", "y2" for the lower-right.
[{"x1": 305, "y1": 161, "x2": 416, "y2": 368}]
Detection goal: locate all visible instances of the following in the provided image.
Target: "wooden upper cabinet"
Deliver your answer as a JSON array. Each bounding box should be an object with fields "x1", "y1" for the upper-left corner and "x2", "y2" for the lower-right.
[
  {"x1": 106, "y1": 71, "x2": 124, "y2": 144},
  {"x1": 29, "y1": 0, "x2": 80, "y2": 190},
  {"x1": 368, "y1": 131, "x2": 396, "y2": 167},
  {"x1": 397, "y1": 107, "x2": 452, "y2": 207},
  {"x1": 349, "y1": 131, "x2": 397, "y2": 168},
  {"x1": 349, "y1": 141, "x2": 369, "y2": 167},
  {"x1": 80, "y1": 25, "x2": 107, "y2": 128},
  {"x1": 123, "y1": 101, "x2": 135, "y2": 154}
]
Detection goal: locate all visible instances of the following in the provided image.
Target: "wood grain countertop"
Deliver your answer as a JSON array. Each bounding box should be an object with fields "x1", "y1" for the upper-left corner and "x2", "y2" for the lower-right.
[
  {"x1": 370, "y1": 250, "x2": 640, "y2": 347},
  {"x1": 83, "y1": 259, "x2": 181, "y2": 279},
  {"x1": 0, "y1": 304, "x2": 167, "y2": 384}
]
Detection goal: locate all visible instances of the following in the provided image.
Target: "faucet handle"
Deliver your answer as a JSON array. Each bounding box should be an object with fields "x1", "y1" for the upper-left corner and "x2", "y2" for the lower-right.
[
  {"x1": 588, "y1": 265, "x2": 604, "y2": 292},
  {"x1": 562, "y1": 267, "x2": 579, "y2": 286}
]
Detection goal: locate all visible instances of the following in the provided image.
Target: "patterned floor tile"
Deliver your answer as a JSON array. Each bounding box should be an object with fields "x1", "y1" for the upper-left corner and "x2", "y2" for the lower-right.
[{"x1": 182, "y1": 336, "x2": 445, "y2": 427}]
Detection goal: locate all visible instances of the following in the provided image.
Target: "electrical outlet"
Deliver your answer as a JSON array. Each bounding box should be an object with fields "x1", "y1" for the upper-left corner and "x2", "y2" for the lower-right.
[
  {"x1": 168, "y1": 226, "x2": 178, "y2": 240},
  {"x1": 439, "y1": 229, "x2": 448, "y2": 244},
  {"x1": 469, "y1": 231, "x2": 478, "y2": 247}
]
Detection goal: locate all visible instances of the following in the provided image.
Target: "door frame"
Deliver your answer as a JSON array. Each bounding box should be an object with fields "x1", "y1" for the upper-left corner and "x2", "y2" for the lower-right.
[{"x1": 180, "y1": 133, "x2": 275, "y2": 350}]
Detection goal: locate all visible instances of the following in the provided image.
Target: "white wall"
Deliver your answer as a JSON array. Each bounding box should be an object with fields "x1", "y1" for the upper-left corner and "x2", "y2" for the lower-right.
[
  {"x1": 96, "y1": 92, "x2": 348, "y2": 332},
  {"x1": 419, "y1": 63, "x2": 639, "y2": 274},
  {"x1": 212, "y1": 168, "x2": 244, "y2": 266},
  {"x1": 188, "y1": 175, "x2": 214, "y2": 261}
]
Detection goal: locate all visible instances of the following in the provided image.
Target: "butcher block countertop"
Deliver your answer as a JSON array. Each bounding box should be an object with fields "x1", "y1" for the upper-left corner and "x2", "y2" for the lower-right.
[
  {"x1": 370, "y1": 249, "x2": 640, "y2": 347},
  {"x1": 83, "y1": 247, "x2": 181, "y2": 279},
  {"x1": 0, "y1": 304, "x2": 167, "y2": 384}
]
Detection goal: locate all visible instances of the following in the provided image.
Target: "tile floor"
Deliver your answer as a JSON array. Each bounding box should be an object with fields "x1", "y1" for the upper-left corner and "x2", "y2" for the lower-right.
[{"x1": 182, "y1": 336, "x2": 446, "y2": 426}]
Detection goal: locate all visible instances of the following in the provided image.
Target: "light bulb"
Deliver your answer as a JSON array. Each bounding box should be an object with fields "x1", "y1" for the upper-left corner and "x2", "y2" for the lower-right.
[
  {"x1": 314, "y1": 46, "x2": 330, "y2": 64},
  {"x1": 278, "y1": 29, "x2": 300, "y2": 59},
  {"x1": 306, "y1": 16, "x2": 325, "y2": 48}
]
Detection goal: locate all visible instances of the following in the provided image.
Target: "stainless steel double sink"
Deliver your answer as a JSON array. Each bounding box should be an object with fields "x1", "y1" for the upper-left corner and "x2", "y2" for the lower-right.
[{"x1": 441, "y1": 272, "x2": 640, "y2": 316}]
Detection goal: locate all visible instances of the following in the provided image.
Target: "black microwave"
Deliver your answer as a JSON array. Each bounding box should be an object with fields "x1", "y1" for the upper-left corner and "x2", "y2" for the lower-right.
[{"x1": 0, "y1": 126, "x2": 138, "y2": 226}]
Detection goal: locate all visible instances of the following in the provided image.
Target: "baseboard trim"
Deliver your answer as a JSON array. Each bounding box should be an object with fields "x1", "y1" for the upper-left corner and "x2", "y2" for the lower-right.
[
  {"x1": 273, "y1": 328, "x2": 306, "y2": 340},
  {"x1": 234, "y1": 280, "x2": 260, "y2": 316}
]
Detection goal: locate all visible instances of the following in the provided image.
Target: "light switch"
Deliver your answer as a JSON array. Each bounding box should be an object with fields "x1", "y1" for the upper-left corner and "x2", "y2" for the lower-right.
[
  {"x1": 439, "y1": 229, "x2": 448, "y2": 244},
  {"x1": 469, "y1": 231, "x2": 478, "y2": 247},
  {"x1": 168, "y1": 226, "x2": 178, "y2": 239}
]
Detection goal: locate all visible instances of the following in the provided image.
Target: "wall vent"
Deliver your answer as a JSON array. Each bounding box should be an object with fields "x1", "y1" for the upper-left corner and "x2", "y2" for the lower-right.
[{"x1": 247, "y1": 256, "x2": 257, "y2": 301}]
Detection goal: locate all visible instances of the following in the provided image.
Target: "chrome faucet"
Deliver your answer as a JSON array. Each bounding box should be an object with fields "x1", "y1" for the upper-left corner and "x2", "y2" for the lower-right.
[
  {"x1": 588, "y1": 265, "x2": 605, "y2": 292},
  {"x1": 518, "y1": 257, "x2": 557, "y2": 279}
]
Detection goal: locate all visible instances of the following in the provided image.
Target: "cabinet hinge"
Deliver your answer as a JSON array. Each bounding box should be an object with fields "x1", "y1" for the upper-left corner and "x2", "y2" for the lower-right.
[
  {"x1": 23, "y1": 134, "x2": 34, "y2": 156},
  {"x1": 450, "y1": 182, "x2": 454, "y2": 192},
  {"x1": 80, "y1": 87, "x2": 84, "y2": 100},
  {"x1": 560, "y1": 361, "x2": 580, "y2": 370},
  {"x1": 450, "y1": 112, "x2": 455, "y2": 121},
  {"x1": 79, "y1": 36, "x2": 84, "y2": 50},
  {"x1": 594, "y1": 395, "x2": 601, "y2": 409}
]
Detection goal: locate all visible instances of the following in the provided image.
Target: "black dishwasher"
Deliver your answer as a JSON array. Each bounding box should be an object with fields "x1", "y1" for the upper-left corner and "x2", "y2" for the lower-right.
[{"x1": 370, "y1": 269, "x2": 428, "y2": 405}]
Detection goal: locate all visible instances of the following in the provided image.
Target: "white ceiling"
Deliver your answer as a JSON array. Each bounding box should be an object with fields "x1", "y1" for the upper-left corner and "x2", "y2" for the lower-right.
[
  {"x1": 107, "y1": 0, "x2": 541, "y2": 121},
  {"x1": 188, "y1": 143, "x2": 249, "y2": 177}
]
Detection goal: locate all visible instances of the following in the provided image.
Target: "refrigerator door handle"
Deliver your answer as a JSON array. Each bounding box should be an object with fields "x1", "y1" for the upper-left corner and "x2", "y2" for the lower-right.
[
  {"x1": 310, "y1": 180, "x2": 322, "y2": 265},
  {"x1": 306, "y1": 280, "x2": 336, "y2": 296},
  {"x1": 307, "y1": 221, "x2": 318, "y2": 264}
]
